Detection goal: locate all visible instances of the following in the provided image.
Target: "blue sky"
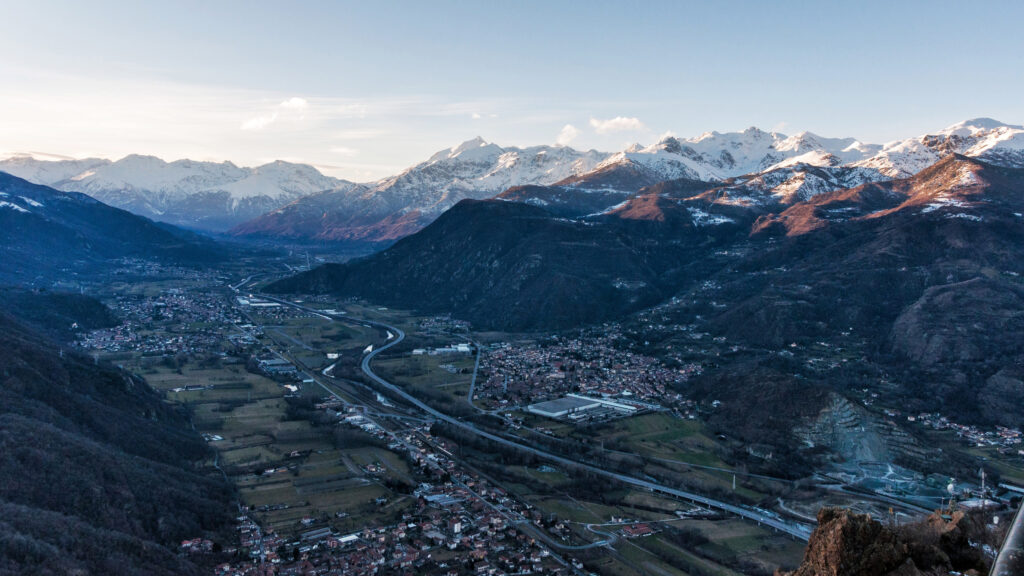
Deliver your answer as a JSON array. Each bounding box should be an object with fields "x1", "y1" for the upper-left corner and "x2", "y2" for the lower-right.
[{"x1": 1, "y1": 0, "x2": 1021, "y2": 180}]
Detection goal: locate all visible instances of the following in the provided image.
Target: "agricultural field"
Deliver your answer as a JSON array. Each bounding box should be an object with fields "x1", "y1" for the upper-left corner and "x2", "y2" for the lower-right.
[
  {"x1": 374, "y1": 353, "x2": 476, "y2": 400},
  {"x1": 119, "y1": 319, "x2": 417, "y2": 538}
]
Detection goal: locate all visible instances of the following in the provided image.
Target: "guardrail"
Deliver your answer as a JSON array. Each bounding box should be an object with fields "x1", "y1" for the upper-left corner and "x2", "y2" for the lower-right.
[{"x1": 991, "y1": 499, "x2": 1024, "y2": 576}]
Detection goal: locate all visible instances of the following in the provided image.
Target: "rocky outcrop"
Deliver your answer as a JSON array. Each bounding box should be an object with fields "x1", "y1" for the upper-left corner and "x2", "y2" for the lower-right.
[
  {"x1": 782, "y1": 508, "x2": 911, "y2": 576},
  {"x1": 780, "y1": 508, "x2": 991, "y2": 576}
]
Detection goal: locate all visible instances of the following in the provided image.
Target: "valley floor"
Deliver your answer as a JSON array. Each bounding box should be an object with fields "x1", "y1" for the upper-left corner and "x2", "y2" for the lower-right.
[{"x1": 67, "y1": 258, "x2": 1023, "y2": 575}]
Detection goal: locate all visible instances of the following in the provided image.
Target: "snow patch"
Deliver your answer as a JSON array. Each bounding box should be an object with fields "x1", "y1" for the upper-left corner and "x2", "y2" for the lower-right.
[
  {"x1": 0, "y1": 201, "x2": 29, "y2": 213},
  {"x1": 688, "y1": 207, "x2": 734, "y2": 226},
  {"x1": 583, "y1": 199, "x2": 630, "y2": 218},
  {"x1": 921, "y1": 199, "x2": 968, "y2": 213},
  {"x1": 944, "y1": 213, "x2": 983, "y2": 222}
]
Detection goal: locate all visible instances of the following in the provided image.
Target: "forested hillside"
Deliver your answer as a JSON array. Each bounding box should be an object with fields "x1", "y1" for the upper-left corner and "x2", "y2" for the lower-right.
[{"x1": 0, "y1": 312, "x2": 235, "y2": 575}]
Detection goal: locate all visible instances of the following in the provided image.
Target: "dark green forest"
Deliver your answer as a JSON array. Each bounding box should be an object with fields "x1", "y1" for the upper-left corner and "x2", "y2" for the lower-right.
[{"x1": 0, "y1": 311, "x2": 235, "y2": 575}]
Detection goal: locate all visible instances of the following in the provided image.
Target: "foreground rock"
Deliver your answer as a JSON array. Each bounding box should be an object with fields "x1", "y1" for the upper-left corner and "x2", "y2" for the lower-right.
[{"x1": 780, "y1": 508, "x2": 994, "y2": 576}]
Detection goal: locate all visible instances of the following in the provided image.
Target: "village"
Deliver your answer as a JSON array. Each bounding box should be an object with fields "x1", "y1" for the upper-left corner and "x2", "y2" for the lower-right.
[
  {"x1": 904, "y1": 411, "x2": 1024, "y2": 455},
  {"x1": 75, "y1": 277, "x2": 243, "y2": 355},
  {"x1": 206, "y1": 410, "x2": 581, "y2": 576},
  {"x1": 474, "y1": 326, "x2": 701, "y2": 419},
  {"x1": 67, "y1": 278, "x2": 602, "y2": 575}
]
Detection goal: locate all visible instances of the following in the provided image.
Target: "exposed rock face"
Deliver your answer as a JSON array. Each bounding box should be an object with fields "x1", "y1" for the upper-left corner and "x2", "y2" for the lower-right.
[
  {"x1": 794, "y1": 394, "x2": 927, "y2": 465},
  {"x1": 795, "y1": 395, "x2": 891, "y2": 462},
  {"x1": 781, "y1": 508, "x2": 991, "y2": 576}
]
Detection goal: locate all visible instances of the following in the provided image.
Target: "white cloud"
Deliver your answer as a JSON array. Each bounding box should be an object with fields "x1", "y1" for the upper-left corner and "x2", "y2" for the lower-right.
[
  {"x1": 471, "y1": 112, "x2": 482, "y2": 120},
  {"x1": 241, "y1": 112, "x2": 278, "y2": 131},
  {"x1": 589, "y1": 116, "x2": 646, "y2": 134},
  {"x1": 241, "y1": 97, "x2": 308, "y2": 130},
  {"x1": 279, "y1": 97, "x2": 308, "y2": 110},
  {"x1": 556, "y1": 124, "x2": 580, "y2": 146}
]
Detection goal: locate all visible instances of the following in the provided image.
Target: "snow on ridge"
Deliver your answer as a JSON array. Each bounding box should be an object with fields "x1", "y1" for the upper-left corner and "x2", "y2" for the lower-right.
[
  {"x1": 854, "y1": 119, "x2": 1024, "y2": 178},
  {"x1": 5, "y1": 117, "x2": 1023, "y2": 233},
  {"x1": 938, "y1": 117, "x2": 1023, "y2": 137},
  {"x1": 0, "y1": 200, "x2": 29, "y2": 213}
]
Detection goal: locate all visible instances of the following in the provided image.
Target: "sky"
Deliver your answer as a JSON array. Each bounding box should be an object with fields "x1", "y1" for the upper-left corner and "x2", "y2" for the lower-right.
[{"x1": 1, "y1": 0, "x2": 1022, "y2": 181}]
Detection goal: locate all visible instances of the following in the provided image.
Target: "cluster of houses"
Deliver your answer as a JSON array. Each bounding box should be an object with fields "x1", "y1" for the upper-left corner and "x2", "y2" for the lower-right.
[
  {"x1": 77, "y1": 285, "x2": 241, "y2": 355},
  {"x1": 905, "y1": 411, "x2": 1024, "y2": 454},
  {"x1": 216, "y1": 511, "x2": 564, "y2": 575},
  {"x1": 212, "y1": 406, "x2": 574, "y2": 575},
  {"x1": 476, "y1": 326, "x2": 700, "y2": 416},
  {"x1": 417, "y1": 315, "x2": 472, "y2": 335}
]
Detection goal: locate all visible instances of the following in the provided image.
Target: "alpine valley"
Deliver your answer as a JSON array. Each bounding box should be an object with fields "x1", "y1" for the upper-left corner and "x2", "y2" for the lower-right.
[{"x1": 4, "y1": 117, "x2": 1024, "y2": 576}]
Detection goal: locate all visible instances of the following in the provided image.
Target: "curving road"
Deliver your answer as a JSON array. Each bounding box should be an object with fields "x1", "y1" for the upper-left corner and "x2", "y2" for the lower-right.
[{"x1": 260, "y1": 295, "x2": 813, "y2": 541}]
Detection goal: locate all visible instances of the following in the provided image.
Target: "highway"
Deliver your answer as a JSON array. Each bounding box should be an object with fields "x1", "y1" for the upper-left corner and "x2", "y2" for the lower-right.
[{"x1": 260, "y1": 295, "x2": 813, "y2": 541}]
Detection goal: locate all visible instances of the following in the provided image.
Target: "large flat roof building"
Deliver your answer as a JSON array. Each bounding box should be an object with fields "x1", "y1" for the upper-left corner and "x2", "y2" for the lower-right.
[
  {"x1": 527, "y1": 396, "x2": 601, "y2": 418},
  {"x1": 527, "y1": 394, "x2": 640, "y2": 419}
]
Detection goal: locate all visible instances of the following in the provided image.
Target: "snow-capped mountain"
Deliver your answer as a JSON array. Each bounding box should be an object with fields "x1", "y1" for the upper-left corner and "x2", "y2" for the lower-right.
[
  {"x1": 7, "y1": 118, "x2": 1024, "y2": 243},
  {"x1": 230, "y1": 138, "x2": 609, "y2": 241},
  {"x1": 853, "y1": 118, "x2": 1024, "y2": 178},
  {"x1": 564, "y1": 120, "x2": 1024, "y2": 211},
  {"x1": 233, "y1": 119, "x2": 1024, "y2": 243},
  {"x1": 575, "y1": 127, "x2": 882, "y2": 191},
  {"x1": 365, "y1": 137, "x2": 608, "y2": 214},
  {"x1": 712, "y1": 164, "x2": 890, "y2": 206},
  {"x1": 0, "y1": 171, "x2": 223, "y2": 282},
  {"x1": 0, "y1": 153, "x2": 113, "y2": 186},
  {"x1": 0, "y1": 154, "x2": 353, "y2": 231}
]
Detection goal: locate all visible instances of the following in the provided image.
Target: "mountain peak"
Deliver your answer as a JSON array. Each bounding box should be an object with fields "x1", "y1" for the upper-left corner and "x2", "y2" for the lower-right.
[
  {"x1": 939, "y1": 117, "x2": 1022, "y2": 137},
  {"x1": 118, "y1": 154, "x2": 164, "y2": 163},
  {"x1": 656, "y1": 136, "x2": 683, "y2": 154},
  {"x1": 451, "y1": 136, "x2": 489, "y2": 154},
  {"x1": 425, "y1": 137, "x2": 503, "y2": 164}
]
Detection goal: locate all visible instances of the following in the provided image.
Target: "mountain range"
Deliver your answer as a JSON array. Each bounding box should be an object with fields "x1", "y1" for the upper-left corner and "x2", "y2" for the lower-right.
[
  {"x1": 0, "y1": 154, "x2": 354, "y2": 231},
  {"x1": 0, "y1": 172, "x2": 226, "y2": 283},
  {"x1": 229, "y1": 139, "x2": 608, "y2": 243},
  {"x1": 269, "y1": 152, "x2": 1024, "y2": 460},
  {"x1": 4, "y1": 117, "x2": 1024, "y2": 537},
  {"x1": 6, "y1": 118, "x2": 1023, "y2": 243}
]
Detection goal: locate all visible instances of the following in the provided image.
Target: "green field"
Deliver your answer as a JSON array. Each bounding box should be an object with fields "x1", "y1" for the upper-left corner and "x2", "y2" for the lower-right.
[{"x1": 127, "y1": 347, "x2": 416, "y2": 537}]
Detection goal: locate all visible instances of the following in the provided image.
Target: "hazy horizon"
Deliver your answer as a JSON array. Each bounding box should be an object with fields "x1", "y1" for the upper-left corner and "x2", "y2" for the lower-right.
[{"x1": 2, "y1": 0, "x2": 1022, "y2": 180}]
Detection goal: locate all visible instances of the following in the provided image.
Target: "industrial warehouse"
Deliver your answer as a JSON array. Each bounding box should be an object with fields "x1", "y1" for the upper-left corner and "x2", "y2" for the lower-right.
[{"x1": 527, "y1": 393, "x2": 639, "y2": 421}]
